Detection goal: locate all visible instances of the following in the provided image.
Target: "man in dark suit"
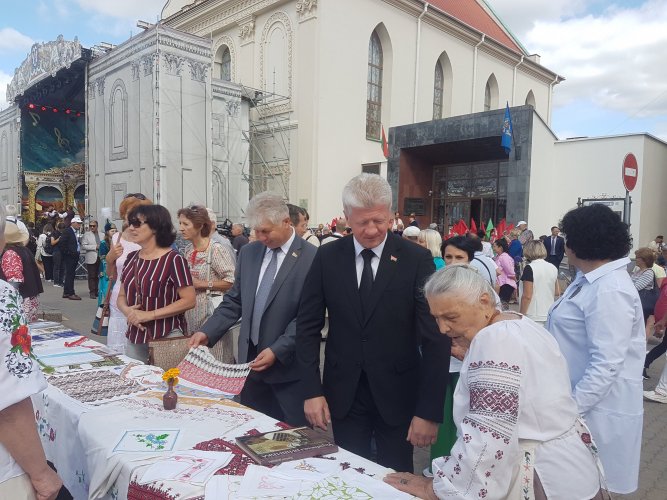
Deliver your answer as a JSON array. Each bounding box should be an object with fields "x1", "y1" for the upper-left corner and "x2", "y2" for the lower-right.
[
  {"x1": 297, "y1": 174, "x2": 450, "y2": 473},
  {"x1": 59, "y1": 216, "x2": 82, "y2": 300},
  {"x1": 189, "y1": 192, "x2": 317, "y2": 426},
  {"x1": 544, "y1": 226, "x2": 565, "y2": 269}
]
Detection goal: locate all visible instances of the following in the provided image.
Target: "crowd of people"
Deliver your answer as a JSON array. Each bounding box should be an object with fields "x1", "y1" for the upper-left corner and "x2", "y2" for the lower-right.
[{"x1": 0, "y1": 173, "x2": 663, "y2": 498}]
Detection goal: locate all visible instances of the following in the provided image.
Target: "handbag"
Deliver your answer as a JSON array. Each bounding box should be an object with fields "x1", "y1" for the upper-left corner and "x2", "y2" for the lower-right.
[
  {"x1": 205, "y1": 242, "x2": 224, "y2": 317},
  {"x1": 91, "y1": 281, "x2": 114, "y2": 337},
  {"x1": 639, "y1": 273, "x2": 660, "y2": 314},
  {"x1": 148, "y1": 334, "x2": 229, "y2": 369}
]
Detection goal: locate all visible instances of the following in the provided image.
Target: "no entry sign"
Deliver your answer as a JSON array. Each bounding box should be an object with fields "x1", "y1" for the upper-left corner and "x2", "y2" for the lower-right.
[{"x1": 622, "y1": 153, "x2": 638, "y2": 192}]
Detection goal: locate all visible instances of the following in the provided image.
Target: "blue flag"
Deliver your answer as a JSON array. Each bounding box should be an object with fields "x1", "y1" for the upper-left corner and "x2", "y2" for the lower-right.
[{"x1": 501, "y1": 102, "x2": 513, "y2": 154}]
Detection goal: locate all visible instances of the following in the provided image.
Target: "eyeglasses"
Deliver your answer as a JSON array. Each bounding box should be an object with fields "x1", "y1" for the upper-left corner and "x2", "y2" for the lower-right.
[
  {"x1": 125, "y1": 193, "x2": 147, "y2": 200},
  {"x1": 128, "y1": 218, "x2": 148, "y2": 228}
]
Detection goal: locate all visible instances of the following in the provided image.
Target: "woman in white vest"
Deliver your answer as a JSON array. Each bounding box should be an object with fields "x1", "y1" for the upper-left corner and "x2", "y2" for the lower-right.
[{"x1": 519, "y1": 240, "x2": 559, "y2": 325}]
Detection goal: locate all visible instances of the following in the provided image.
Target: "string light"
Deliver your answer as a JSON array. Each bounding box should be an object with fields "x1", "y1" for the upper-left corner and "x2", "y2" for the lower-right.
[{"x1": 24, "y1": 103, "x2": 84, "y2": 116}]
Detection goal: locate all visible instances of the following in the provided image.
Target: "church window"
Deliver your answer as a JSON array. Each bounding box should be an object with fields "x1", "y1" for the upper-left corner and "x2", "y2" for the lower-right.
[{"x1": 366, "y1": 31, "x2": 383, "y2": 140}]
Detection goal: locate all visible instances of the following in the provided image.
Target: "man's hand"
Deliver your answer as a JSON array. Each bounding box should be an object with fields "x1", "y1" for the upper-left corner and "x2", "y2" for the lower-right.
[
  {"x1": 188, "y1": 331, "x2": 209, "y2": 348},
  {"x1": 30, "y1": 465, "x2": 63, "y2": 500},
  {"x1": 251, "y1": 348, "x2": 276, "y2": 372},
  {"x1": 406, "y1": 416, "x2": 438, "y2": 447},
  {"x1": 304, "y1": 396, "x2": 331, "y2": 431}
]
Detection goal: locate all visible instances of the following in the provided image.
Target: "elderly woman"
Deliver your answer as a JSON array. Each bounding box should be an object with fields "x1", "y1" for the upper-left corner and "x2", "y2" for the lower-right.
[
  {"x1": 0, "y1": 223, "x2": 44, "y2": 322},
  {"x1": 117, "y1": 205, "x2": 195, "y2": 362},
  {"x1": 418, "y1": 229, "x2": 445, "y2": 269},
  {"x1": 105, "y1": 194, "x2": 152, "y2": 354},
  {"x1": 386, "y1": 265, "x2": 604, "y2": 499},
  {"x1": 519, "y1": 240, "x2": 559, "y2": 325},
  {"x1": 546, "y1": 204, "x2": 644, "y2": 494},
  {"x1": 178, "y1": 205, "x2": 236, "y2": 361},
  {"x1": 0, "y1": 208, "x2": 62, "y2": 500}
]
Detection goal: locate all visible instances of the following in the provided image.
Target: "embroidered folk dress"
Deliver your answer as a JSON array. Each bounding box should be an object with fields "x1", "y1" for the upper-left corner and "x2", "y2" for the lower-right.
[
  {"x1": 431, "y1": 317, "x2": 600, "y2": 500},
  {"x1": 547, "y1": 258, "x2": 644, "y2": 494},
  {"x1": 183, "y1": 240, "x2": 235, "y2": 333},
  {"x1": 0, "y1": 279, "x2": 48, "y2": 486},
  {"x1": 1, "y1": 248, "x2": 40, "y2": 322}
]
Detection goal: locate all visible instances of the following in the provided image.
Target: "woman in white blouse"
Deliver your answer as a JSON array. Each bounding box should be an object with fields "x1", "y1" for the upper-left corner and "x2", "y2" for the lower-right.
[
  {"x1": 547, "y1": 204, "x2": 644, "y2": 495},
  {"x1": 385, "y1": 266, "x2": 605, "y2": 500},
  {"x1": 519, "y1": 240, "x2": 559, "y2": 325}
]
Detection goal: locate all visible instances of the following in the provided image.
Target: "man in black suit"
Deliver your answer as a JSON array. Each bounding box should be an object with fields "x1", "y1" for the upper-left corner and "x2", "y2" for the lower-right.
[
  {"x1": 544, "y1": 226, "x2": 565, "y2": 269},
  {"x1": 189, "y1": 192, "x2": 317, "y2": 426},
  {"x1": 297, "y1": 174, "x2": 450, "y2": 473},
  {"x1": 59, "y1": 216, "x2": 82, "y2": 300}
]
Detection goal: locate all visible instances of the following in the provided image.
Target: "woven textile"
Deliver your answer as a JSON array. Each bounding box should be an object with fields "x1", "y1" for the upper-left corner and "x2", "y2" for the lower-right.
[
  {"x1": 47, "y1": 370, "x2": 147, "y2": 405},
  {"x1": 177, "y1": 346, "x2": 251, "y2": 395}
]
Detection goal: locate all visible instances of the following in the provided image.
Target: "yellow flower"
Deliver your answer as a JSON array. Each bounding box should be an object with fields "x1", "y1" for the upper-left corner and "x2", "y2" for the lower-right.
[{"x1": 162, "y1": 367, "x2": 180, "y2": 385}]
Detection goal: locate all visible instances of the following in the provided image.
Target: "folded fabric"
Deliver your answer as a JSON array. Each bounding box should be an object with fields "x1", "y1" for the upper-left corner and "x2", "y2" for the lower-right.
[{"x1": 177, "y1": 346, "x2": 251, "y2": 396}]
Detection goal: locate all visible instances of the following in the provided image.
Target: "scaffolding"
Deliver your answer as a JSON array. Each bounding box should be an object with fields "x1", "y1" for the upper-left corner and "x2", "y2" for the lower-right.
[{"x1": 240, "y1": 85, "x2": 293, "y2": 199}]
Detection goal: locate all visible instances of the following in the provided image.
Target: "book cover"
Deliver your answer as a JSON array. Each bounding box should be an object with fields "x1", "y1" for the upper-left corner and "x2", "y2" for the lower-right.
[{"x1": 235, "y1": 427, "x2": 338, "y2": 466}]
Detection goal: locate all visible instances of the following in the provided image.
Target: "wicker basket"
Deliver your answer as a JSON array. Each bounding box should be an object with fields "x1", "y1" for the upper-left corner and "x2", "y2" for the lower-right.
[{"x1": 148, "y1": 336, "x2": 232, "y2": 370}]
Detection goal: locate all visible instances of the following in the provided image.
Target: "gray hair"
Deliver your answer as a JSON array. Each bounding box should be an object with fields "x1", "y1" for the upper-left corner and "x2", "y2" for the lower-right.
[
  {"x1": 246, "y1": 191, "x2": 289, "y2": 227},
  {"x1": 419, "y1": 229, "x2": 443, "y2": 259},
  {"x1": 206, "y1": 208, "x2": 217, "y2": 225},
  {"x1": 424, "y1": 265, "x2": 495, "y2": 305},
  {"x1": 4, "y1": 204, "x2": 17, "y2": 217},
  {"x1": 342, "y1": 173, "x2": 392, "y2": 213}
]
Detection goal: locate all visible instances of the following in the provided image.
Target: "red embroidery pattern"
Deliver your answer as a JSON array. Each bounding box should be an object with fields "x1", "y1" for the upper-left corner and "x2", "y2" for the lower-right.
[
  {"x1": 192, "y1": 437, "x2": 264, "y2": 476},
  {"x1": 127, "y1": 481, "x2": 178, "y2": 500}
]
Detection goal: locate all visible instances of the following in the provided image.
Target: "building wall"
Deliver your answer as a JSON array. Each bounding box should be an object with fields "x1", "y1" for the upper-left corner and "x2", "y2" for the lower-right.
[
  {"x1": 553, "y1": 135, "x2": 651, "y2": 251},
  {"x1": 638, "y1": 136, "x2": 667, "y2": 248},
  {"x1": 527, "y1": 112, "x2": 560, "y2": 236},
  {"x1": 87, "y1": 26, "x2": 213, "y2": 225},
  {"x1": 163, "y1": 0, "x2": 560, "y2": 223},
  {"x1": 0, "y1": 106, "x2": 20, "y2": 207}
]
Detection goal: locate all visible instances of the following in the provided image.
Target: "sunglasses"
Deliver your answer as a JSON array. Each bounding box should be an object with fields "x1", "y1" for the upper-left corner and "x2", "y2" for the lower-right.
[
  {"x1": 128, "y1": 218, "x2": 148, "y2": 228},
  {"x1": 125, "y1": 193, "x2": 147, "y2": 200}
]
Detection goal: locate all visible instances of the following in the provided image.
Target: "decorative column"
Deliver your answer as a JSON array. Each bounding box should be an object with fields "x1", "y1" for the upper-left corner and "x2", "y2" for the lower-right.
[{"x1": 26, "y1": 182, "x2": 37, "y2": 223}]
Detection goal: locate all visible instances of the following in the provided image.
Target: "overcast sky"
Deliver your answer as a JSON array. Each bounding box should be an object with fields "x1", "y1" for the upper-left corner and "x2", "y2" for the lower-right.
[{"x1": 1, "y1": 0, "x2": 666, "y2": 140}]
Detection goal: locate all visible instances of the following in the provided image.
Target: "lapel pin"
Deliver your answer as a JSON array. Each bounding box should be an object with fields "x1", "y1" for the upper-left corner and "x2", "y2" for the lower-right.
[
  {"x1": 390, "y1": 255, "x2": 397, "y2": 262},
  {"x1": 292, "y1": 251, "x2": 298, "y2": 257}
]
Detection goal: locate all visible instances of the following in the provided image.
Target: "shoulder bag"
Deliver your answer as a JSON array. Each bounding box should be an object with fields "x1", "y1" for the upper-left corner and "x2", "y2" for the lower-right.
[
  {"x1": 639, "y1": 271, "x2": 660, "y2": 315},
  {"x1": 91, "y1": 280, "x2": 114, "y2": 337}
]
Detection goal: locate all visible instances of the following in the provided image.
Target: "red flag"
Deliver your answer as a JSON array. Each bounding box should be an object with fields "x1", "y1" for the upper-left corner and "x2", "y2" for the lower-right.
[
  {"x1": 496, "y1": 218, "x2": 506, "y2": 238},
  {"x1": 381, "y1": 126, "x2": 389, "y2": 159},
  {"x1": 470, "y1": 218, "x2": 477, "y2": 234}
]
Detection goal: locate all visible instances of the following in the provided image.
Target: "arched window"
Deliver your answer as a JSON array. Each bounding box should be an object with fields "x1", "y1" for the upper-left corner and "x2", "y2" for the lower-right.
[
  {"x1": 525, "y1": 90, "x2": 536, "y2": 108},
  {"x1": 0, "y1": 132, "x2": 8, "y2": 181},
  {"x1": 366, "y1": 31, "x2": 383, "y2": 140},
  {"x1": 109, "y1": 79, "x2": 128, "y2": 161},
  {"x1": 214, "y1": 46, "x2": 231, "y2": 81},
  {"x1": 484, "y1": 74, "x2": 498, "y2": 112},
  {"x1": 433, "y1": 61, "x2": 444, "y2": 120}
]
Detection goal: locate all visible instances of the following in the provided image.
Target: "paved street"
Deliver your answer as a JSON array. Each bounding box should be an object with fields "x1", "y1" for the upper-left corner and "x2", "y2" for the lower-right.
[{"x1": 39, "y1": 279, "x2": 667, "y2": 497}]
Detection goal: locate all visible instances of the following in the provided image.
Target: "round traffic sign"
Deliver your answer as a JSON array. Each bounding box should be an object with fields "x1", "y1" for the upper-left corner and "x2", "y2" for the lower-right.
[{"x1": 622, "y1": 153, "x2": 638, "y2": 192}]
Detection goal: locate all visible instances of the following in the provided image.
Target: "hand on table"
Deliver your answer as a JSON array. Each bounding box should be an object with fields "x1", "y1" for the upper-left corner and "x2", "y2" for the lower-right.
[
  {"x1": 384, "y1": 473, "x2": 437, "y2": 500},
  {"x1": 30, "y1": 465, "x2": 63, "y2": 500},
  {"x1": 188, "y1": 331, "x2": 210, "y2": 348},
  {"x1": 250, "y1": 348, "x2": 276, "y2": 372},
  {"x1": 304, "y1": 396, "x2": 331, "y2": 431},
  {"x1": 406, "y1": 416, "x2": 438, "y2": 448}
]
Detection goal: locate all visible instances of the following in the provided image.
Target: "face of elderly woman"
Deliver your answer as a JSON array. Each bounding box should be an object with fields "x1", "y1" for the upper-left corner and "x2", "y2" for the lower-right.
[{"x1": 427, "y1": 291, "x2": 494, "y2": 341}]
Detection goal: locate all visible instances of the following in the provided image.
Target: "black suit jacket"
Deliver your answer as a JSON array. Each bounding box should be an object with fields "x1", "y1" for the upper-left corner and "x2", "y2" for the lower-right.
[
  {"x1": 297, "y1": 233, "x2": 450, "y2": 426},
  {"x1": 544, "y1": 235, "x2": 565, "y2": 260},
  {"x1": 58, "y1": 226, "x2": 79, "y2": 257}
]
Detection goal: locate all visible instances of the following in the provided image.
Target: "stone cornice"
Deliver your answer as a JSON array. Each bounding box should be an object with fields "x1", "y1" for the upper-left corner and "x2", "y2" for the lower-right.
[
  {"x1": 163, "y1": 0, "x2": 289, "y2": 37},
  {"x1": 212, "y1": 79, "x2": 242, "y2": 98},
  {"x1": 89, "y1": 25, "x2": 212, "y2": 77}
]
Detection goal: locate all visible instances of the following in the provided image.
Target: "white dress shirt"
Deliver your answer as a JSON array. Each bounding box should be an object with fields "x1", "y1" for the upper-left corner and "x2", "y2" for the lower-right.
[
  {"x1": 256, "y1": 228, "x2": 296, "y2": 292},
  {"x1": 352, "y1": 234, "x2": 387, "y2": 287}
]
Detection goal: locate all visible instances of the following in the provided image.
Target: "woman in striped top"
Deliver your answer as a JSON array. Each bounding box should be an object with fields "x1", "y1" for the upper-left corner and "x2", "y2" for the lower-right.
[{"x1": 117, "y1": 205, "x2": 195, "y2": 363}]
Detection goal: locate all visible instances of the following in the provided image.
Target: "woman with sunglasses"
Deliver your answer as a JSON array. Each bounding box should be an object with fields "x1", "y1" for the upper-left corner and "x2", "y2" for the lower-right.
[
  {"x1": 106, "y1": 195, "x2": 152, "y2": 354},
  {"x1": 177, "y1": 205, "x2": 236, "y2": 360},
  {"x1": 117, "y1": 205, "x2": 195, "y2": 362}
]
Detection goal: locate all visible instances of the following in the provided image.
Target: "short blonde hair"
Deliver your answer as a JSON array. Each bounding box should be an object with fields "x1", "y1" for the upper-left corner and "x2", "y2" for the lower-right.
[
  {"x1": 635, "y1": 247, "x2": 655, "y2": 267},
  {"x1": 419, "y1": 229, "x2": 442, "y2": 259},
  {"x1": 523, "y1": 240, "x2": 547, "y2": 262},
  {"x1": 509, "y1": 228, "x2": 522, "y2": 240}
]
